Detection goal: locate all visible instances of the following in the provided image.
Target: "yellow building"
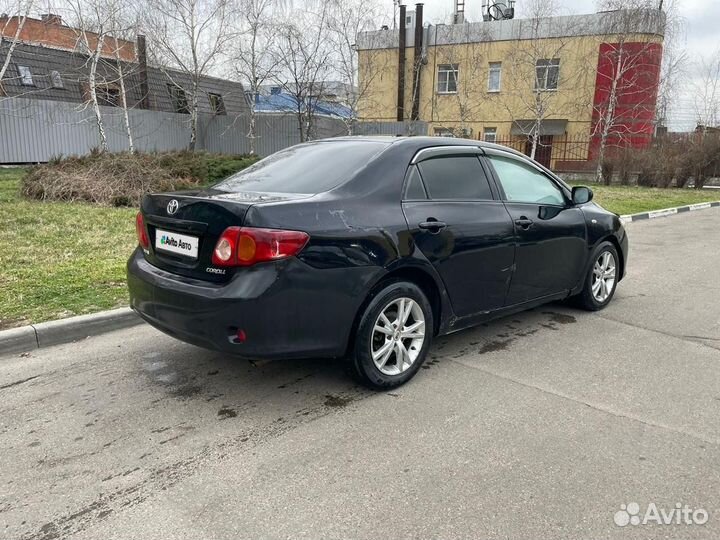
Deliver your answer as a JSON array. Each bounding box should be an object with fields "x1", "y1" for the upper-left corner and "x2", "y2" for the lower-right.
[{"x1": 356, "y1": 6, "x2": 665, "y2": 169}]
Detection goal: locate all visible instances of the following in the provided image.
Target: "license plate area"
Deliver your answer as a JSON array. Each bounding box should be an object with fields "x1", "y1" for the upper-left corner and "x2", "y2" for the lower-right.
[{"x1": 154, "y1": 229, "x2": 199, "y2": 260}]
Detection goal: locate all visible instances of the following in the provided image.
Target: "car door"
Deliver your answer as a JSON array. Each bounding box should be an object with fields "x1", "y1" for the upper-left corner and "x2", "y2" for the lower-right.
[
  {"x1": 482, "y1": 149, "x2": 587, "y2": 305},
  {"x1": 401, "y1": 147, "x2": 516, "y2": 318}
]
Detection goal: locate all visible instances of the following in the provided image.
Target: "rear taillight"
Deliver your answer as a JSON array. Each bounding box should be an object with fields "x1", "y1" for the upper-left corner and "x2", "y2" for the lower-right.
[
  {"x1": 136, "y1": 212, "x2": 149, "y2": 250},
  {"x1": 212, "y1": 227, "x2": 309, "y2": 267}
]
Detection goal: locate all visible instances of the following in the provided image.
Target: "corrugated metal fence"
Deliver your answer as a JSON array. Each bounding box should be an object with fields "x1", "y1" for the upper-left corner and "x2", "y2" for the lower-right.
[{"x1": 0, "y1": 98, "x2": 428, "y2": 163}]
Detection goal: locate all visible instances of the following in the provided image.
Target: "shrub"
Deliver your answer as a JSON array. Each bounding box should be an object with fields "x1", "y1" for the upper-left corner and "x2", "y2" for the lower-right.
[{"x1": 22, "y1": 151, "x2": 259, "y2": 207}]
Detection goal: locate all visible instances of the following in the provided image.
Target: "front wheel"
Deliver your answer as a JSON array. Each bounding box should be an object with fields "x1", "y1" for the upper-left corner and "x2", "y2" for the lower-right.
[
  {"x1": 347, "y1": 281, "x2": 433, "y2": 390},
  {"x1": 574, "y1": 241, "x2": 619, "y2": 311}
]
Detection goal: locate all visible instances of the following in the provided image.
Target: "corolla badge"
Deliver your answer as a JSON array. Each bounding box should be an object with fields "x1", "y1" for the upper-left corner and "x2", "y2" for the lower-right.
[{"x1": 167, "y1": 199, "x2": 179, "y2": 215}]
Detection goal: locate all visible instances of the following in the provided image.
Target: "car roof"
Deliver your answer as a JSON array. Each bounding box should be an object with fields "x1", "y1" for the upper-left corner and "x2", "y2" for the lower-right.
[{"x1": 319, "y1": 135, "x2": 529, "y2": 160}]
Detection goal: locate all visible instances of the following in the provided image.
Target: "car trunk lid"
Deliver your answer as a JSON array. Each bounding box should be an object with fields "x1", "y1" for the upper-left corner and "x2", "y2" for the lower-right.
[{"x1": 141, "y1": 190, "x2": 303, "y2": 282}]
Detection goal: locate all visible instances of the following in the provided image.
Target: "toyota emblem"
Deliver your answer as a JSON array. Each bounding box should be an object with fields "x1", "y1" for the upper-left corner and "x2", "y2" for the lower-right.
[{"x1": 167, "y1": 199, "x2": 179, "y2": 215}]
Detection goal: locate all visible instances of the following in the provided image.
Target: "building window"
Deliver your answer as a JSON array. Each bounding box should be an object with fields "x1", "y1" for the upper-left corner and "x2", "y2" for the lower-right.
[
  {"x1": 488, "y1": 62, "x2": 501, "y2": 92},
  {"x1": 167, "y1": 84, "x2": 190, "y2": 114},
  {"x1": 50, "y1": 70, "x2": 64, "y2": 89},
  {"x1": 208, "y1": 93, "x2": 226, "y2": 115},
  {"x1": 484, "y1": 127, "x2": 497, "y2": 143},
  {"x1": 535, "y1": 58, "x2": 560, "y2": 90},
  {"x1": 17, "y1": 65, "x2": 34, "y2": 86},
  {"x1": 437, "y1": 64, "x2": 458, "y2": 94},
  {"x1": 97, "y1": 85, "x2": 120, "y2": 107}
]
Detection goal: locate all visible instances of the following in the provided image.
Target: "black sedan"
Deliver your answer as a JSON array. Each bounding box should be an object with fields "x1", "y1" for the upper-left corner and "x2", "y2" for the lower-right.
[{"x1": 128, "y1": 137, "x2": 627, "y2": 389}]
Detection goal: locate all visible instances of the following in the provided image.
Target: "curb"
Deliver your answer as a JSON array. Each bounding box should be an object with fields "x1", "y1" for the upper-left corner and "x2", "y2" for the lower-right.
[
  {"x1": 620, "y1": 201, "x2": 720, "y2": 224},
  {"x1": 0, "y1": 307, "x2": 142, "y2": 356}
]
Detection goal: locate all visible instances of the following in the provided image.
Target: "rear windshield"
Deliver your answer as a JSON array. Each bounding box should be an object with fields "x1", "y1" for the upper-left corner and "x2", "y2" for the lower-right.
[{"x1": 213, "y1": 141, "x2": 388, "y2": 195}]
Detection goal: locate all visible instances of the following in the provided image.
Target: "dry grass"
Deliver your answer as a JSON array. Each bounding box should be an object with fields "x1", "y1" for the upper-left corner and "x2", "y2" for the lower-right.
[{"x1": 21, "y1": 151, "x2": 258, "y2": 207}]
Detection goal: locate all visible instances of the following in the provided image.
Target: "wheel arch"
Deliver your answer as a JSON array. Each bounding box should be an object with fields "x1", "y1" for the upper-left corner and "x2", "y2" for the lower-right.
[
  {"x1": 344, "y1": 263, "x2": 450, "y2": 357},
  {"x1": 600, "y1": 234, "x2": 625, "y2": 282}
]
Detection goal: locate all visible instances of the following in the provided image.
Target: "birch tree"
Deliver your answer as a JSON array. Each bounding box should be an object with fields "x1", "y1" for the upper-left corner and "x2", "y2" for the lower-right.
[
  {"x1": 144, "y1": 0, "x2": 234, "y2": 150},
  {"x1": 494, "y1": 0, "x2": 588, "y2": 160},
  {"x1": 692, "y1": 50, "x2": 720, "y2": 130},
  {"x1": 431, "y1": 24, "x2": 493, "y2": 137},
  {"x1": 0, "y1": 0, "x2": 35, "y2": 95},
  {"x1": 231, "y1": 0, "x2": 275, "y2": 154},
  {"x1": 326, "y1": 0, "x2": 388, "y2": 134},
  {"x1": 107, "y1": 10, "x2": 140, "y2": 152},
  {"x1": 271, "y1": 4, "x2": 332, "y2": 142},
  {"x1": 591, "y1": 1, "x2": 668, "y2": 183},
  {"x1": 69, "y1": 0, "x2": 117, "y2": 151}
]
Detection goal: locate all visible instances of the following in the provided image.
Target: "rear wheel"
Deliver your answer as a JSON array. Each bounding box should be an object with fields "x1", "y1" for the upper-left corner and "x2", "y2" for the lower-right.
[
  {"x1": 347, "y1": 281, "x2": 433, "y2": 389},
  {"x1": 574, "y1": 241, "x2": 619, "y2": 311}
]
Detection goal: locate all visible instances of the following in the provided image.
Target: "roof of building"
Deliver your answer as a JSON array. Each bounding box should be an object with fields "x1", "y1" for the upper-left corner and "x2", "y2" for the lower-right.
[
  {"x1": 357, "y1": 8, "x2": 665, "y2": 50},
  {"x1": 253, "y1": 91, "x2": 353, "y2": 119},
  {"x1": 0, "y1": 41, "x2": 249, "y2": 116},
  {"x1": 0, "y1": 14, "x2": 136, "y2": 61}
]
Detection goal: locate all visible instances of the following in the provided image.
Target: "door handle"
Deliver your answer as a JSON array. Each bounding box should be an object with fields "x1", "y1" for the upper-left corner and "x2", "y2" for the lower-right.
[
  {"x1": 515, "y1": 217, "x2": 533, "y2": 229},
  {"x1": 418, "y1": 220, "x2": 447, "y2": 232}
]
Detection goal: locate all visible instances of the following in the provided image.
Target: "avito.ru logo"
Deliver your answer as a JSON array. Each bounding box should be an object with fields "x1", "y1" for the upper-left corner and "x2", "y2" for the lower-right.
[{"x1": 614, "y1": 502, "x2": 708, "y2": 527}]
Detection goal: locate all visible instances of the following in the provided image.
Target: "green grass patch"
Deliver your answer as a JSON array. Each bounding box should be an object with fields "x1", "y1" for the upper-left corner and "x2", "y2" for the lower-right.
[
  {"x1": 0, "y1": 168, "x2": 136, "y2": 329},
  {"x1": 571, "y1": 183, "x2": 719, "y2": 215}
]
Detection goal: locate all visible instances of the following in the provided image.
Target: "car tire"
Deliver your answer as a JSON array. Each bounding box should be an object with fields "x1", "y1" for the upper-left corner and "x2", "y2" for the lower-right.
[
  {"x1": 347, "y1": 280, "x2": 434, "y2": 390},
  {"x1": 574, "y1": 241, "x2": 620, "y2": 311}
]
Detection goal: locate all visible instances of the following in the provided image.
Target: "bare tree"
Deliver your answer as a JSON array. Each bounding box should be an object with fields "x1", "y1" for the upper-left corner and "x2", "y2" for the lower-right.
[
  {"x1": 69, "y1": 0, "x2": 118, "y2": 151},
  {"x1": 429, "y1": 24, "x2": 493, "y2": 137},
  {"x1": 591, "y1": 1, "x2": 669, "y2": 183},
  {"x1": 492, "y1": 0, "x2": 589, "y2": 160},
  {"x1": 144, "y1": 0, "x2": 234, "y2": 150},
  {"x1": 106, "y1": 8, "x2": 141, "y2": 152},
  {"x1": 326, "y1": 0, "x2": 388, "y2": 134},
  {"x1": 692, "y1": 50, "x2": 720, "y2": 130},
  {"x1": 231, "y1": 0, "x2": 275, "y2": 154},
  {"x1": 271, "y1": 4, "x2": 332, "y2": 142},
  {"x1": 0, "y1": 0, "x2": 35, "y2": 95}
]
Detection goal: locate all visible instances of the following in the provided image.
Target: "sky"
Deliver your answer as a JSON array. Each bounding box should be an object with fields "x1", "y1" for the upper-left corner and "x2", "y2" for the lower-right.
[{"x1": 391, "y1": 0, "x2": 720, "y2": 130}]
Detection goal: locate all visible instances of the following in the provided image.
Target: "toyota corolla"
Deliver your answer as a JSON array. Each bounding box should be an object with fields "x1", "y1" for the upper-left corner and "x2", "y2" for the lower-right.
[{"x1": 127, "y1": 137, "x2": 628, "y2": 389}]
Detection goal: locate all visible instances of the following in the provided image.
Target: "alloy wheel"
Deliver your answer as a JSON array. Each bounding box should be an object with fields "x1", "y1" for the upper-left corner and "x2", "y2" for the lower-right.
[
  {"x1": 592, "y1": 251, "x2": 616, "y2": 303},
  {"x1": 370, "y1": 297, "x2": 426, "y2": 376}
]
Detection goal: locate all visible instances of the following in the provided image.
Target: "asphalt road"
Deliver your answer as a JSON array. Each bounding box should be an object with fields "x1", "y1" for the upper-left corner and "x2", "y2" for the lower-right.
[{"x1": 2, "y1": 208, "x2": 720, "y2": 540}]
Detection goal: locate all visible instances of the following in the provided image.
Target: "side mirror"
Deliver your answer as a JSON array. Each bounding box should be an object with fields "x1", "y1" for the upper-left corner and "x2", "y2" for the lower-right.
[{"x1": 572, "y1": 186, "x2": 593, "y2": 205}]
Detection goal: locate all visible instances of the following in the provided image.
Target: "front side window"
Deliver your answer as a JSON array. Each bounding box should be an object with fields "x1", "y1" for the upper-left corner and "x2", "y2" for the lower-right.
[
  {"x1": 488, "y1": 62, "x2": 501, "y2": 92},
  {"x1": 535, "y1": 58, "x2": 560, "y2": 90},
  {"x1": 417, "y1": 156, "x2": 493, "y2": 200},
  {"x1": 437, "y1": 64, "x2": 458, "y2": 94},
  {"x1": 17, "y1": 65, "x2": 33, "y2": 86},
  {"x1": 487, "y1": 154, "x2": 565, "y2": 205},
  {"x1": 484, "y1": 127, "x2": 497, "y2": 143}
]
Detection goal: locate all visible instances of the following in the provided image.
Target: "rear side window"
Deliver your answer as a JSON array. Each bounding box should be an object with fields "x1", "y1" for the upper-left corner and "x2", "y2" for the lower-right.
[
  {"x1": 404, "y1": 166, "x2": 427, "y2": 199},
  {"x1": 417, "y1": 156, "x2": 493, "y2": 200},
  {"x1": 214, "y1": 141, "x2": 388, "y2": 195}
]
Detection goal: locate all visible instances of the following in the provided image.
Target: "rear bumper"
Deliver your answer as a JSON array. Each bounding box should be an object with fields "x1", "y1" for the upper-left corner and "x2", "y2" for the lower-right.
[{"x1": 126, "y1": 248, "x2": 381, "y2": 359}]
